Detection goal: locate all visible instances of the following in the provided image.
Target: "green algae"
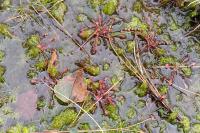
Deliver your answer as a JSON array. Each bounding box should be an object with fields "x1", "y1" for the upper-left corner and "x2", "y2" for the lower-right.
[
  {"x1": 124, "y1": 16, "x2": 148, "y2": 35},
  {"x1": 134, "y1": 82, "x2": 148, "y2": 97},
  {"x1": 76, "y1": 14, "x2": 87, "y2": 22},
  {"x1": 25, "y1": 47, "x2": 41, "y2": 59},
  {"x1": 0, "y1": 65, "x2": 6, "y2": 83},
  {"x1": 167, "y1": 111, "x2": 179, "y2": 124},
  {"x1": 50, "y1": 2, "x2": 68, "y2": 24},
  {"x1": 0, "y1": 23, "x2": 12, "y2": 38},
  {"x1": 27, "y1": 69, "x2": 37, "y2": 79},
  {"x1": 6, "y1": 124, "x2": 35, "y2": 133},
  {"x1": 195, "y1": 112, "x2": 200, "y2": 121},
  {"x1": 36, "y1": 96, "x2": 46, "y2": 110},
  {"x1": 0, "y1": 0, "x2": 11, "y2": 10},
  {"x1": 0, "y1": 95, "x2": 9, "y2": 108},
  {"x1": 82, "y1": 95, "x2": 97, "y2": 113},
  {"x1": 35, "y1": 60, "x2": 47, "y2": 71},
  {"x1": 103, "y1": 0, "x2": 118, "y2": 15},
  {"x1": 160, "y1": 0, "x2": 170, "y2": 6},
  {"x1": 158, "y1": 85, "x2": 168, "y2": 95},
  {"x1": 126, "y1": 107, "x2": 136, "y2": 119},
  {"x1": 178, "y1": 116, "x2": 190, "y2": 133},
  {"x1": 111, "y1": 74, "x2": 119, "y2": 85},
  {"x1": 23, "y1": 35, "x2": 40, "y2": 48},
  {"x1": 132, "y1": 1, "x2": 143, "y2": 13},
  {"x1": 103, "y1": 62, "x2": 110, "y2": 71},
  {"x1": 159, "y1": 56, "x2": 177, "y2": 65},
  {"x1": 88, "y1": 0, "x2": 104, "y2": 9},
  {"x1": 126, "y1": 41, "x2": 135, "y2": 53},
  {"x1": 191, "y1": 123, "x2": 200, "y2": 133},
  {"x1": 78, "y1": 123, "x2": 91, "y2": 130},
  {"x1": 47, "y1": 65, "x2": 59, "y2": 78},
  {"x1": 112, "y1": 45, "x2": 125, "y2": 56},
  {"x1": 105, "y1": 103, "x2": 120, "y2": 120},
  {"x1": 88, "y1": 81, "x2": 100, "y2": 91},
  {"x1": 23, "y1": 35, "x2": 41, "y2": 59},
  {"x1": 0, "y1": 50, "x2": 5, "y2": 62},
  {"x1": 51, "y1": 108, "x2": 78, "y2": 129},
  {"x1": 170, "y1": 44, "x2": 178, "y2": 51},
  {"x1": 84, "y1": 64, "x2": 100, "y2": 76},
  {"x1": 181, "y1": 67, "x2": 192, "y2": 77},
  {"x1": 137, "y1": 99, "x2": 146, "y2": 108},
  {"x1": 153, "y1": 47, "x2": 166, "y2": 57},
  {"x1": 169, "y1": 20, "x2": 179, "y2": 31},
  {"x1": 79, "y1": 29, "x2": 94, "y2": 40}
]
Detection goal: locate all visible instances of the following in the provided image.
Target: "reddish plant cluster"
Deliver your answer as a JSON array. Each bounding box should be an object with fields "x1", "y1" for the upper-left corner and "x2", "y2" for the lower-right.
[{"x1": 88, "y1": 79, "x2": 115, "y2": 114}]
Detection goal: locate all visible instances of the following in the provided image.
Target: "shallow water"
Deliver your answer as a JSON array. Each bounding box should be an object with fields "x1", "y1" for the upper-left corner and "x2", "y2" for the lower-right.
[{"x1": 0, "y1": 0, "x2": 200, "y2": 132}]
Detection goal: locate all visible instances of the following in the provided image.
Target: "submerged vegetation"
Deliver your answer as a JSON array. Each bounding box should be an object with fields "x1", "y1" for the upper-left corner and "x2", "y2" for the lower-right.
[{"x1": 0, "y1": 0, "x2": 199, "y2": 132}]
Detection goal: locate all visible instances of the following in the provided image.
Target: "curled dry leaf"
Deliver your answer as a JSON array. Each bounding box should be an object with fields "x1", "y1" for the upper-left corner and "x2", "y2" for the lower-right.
[
  {"x1": 72, "y1": 69, "x2": 89, "y2": 102},
  {"x1": 49, "y1": 49, "x2": 58, "y2": 66},
  {"x1": 54, "y1": 69, "x2": 88, "y2": 103}
]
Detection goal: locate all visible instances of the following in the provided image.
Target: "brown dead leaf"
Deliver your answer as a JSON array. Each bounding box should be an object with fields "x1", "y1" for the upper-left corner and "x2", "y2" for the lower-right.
[
  {"x1": 71, "y1": 69, "x2": 89, "y2": 102},
  {"x1": 49, "y1": 49, "x2": 57, "y2": 66}
]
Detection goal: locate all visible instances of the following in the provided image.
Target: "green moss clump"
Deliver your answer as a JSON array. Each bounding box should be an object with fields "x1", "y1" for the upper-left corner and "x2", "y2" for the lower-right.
[
  {"x1": 105, "y1": 104, "x2": 120, "y2": 120},
  {"x1": 112, "y1": 45, "x2": 125, "y2": 56},
  {"x1": 84, "y1": 65, "x2": 100, "y2": 76},
  {"x1": 0, "y1": 23, "x2": 12, "y2": 38},
  {"x1": 169, "y1": 20, "x2": 179, "y2": 31},
  {"x1": 23, "y1": 35, "x2": 40, "y2": 48},
  {"x1": 79, "y1": 123, "x2": 91, "y2": 130},
  {"x1": 103, "y1": 0, "x2": 118, "y2": 15},
  {"x1": 76, "y1": 14, "x2": 87, "y2": 22},
  {"x1": 137, "y1": 99, "x2": 146, "y2": 108},
  {"x1": 134, "y1": 82, "x2": 148, "y2": 97},
  {"x1": 111, "y1": 74, "x2": 119, "y2": 85},
  {"x1": 153, "y1": 47, "x2": 166, "y2": 57},
  {"x1": 79, "y1": 29, "x2": 94, "y2": 40},
  {"x1": 129, "y1": 125, "x2": 142, "y2": 133},
  {"x1": 191, "y1": 123, "x2": 200, "y2": 133},
  {"x1": 181, "y1": 67, "x2": 192, "y2": 77},
  {"x1": 103, "y1": 62, "x2": 110, "y2": 71},
  {"x1": 126, "y1": 107, "x2": 136, "y2": 119},
  {"x1": 6, "y1": 124, "x2": 35, "y2": 133},
  {"x1": 88, "y1": 81, "x2": 100, "y2": 91},
  {"x1": 50, "y1": 2, "x2": 68, "y2": 24},
  {"x1": 171, "y1": 44, "x2": 178, "y2": 51},
  {"x1": 51, "y1": 108, "x2": 77, "y2": 129},
  {"x1": 23, "y1": 35, "x2": 41, "y2": 59},
  {"x1": 0, "y1": 65, "x2": 6, "y2": 76},
  {"x1": 132, "y1": 1, "x2": 143, "y2": 13},
  {"x1": 36, "y1": 96, "x2": 46, "y2": 110},
  {"x1": 0, "y1": 0, "x2": 11, "y2": 10},
  {"x1": 0, "y1": 50, "x2": 5, "y2": 62},
  {"x1": 195, "y1": 112, "x2": 200, "y2": 121},
  {"x1": 160, "y1": 0, "x2": 170, "y2": 6},
  {"x1": 82, "y1": 95, "x2": 97, "y2": 113},
  {"x1": 25, "y1": 47, "x2": 41, "y2": 59},
  {"x1": 35, "y1": 60, "x2": 47, "y2": 71},
  {"x1": 159, "y1": 56, "x2": 177, "y2": 65},
  {"x1": 27, "y1": 69, "x2": 37, "y2": 79},
  {"x1": 47, "y1": 65, "x2": 59, "y2": 78},
  {"x1": 167, "y1": 111, "x2": 178, "y2": 124},
  {"x1": 124, "y1": 16, "x2": 148, "y2": 35},
  {"x1": 178, "y1": 116, "x2": 190, "y2": 133},
  {"x1": 158, "y1": 85, "x2": 168, "y2": 95},
  {"x1": 88, "y1": 0, "x2": 104, "y2": 9},
  {"x1": 126, "y1": 41, "x2": 135, "y2": 53},
  {"x1": 0, "y1": 65, "x2": 6, "y2": 83},
  {"x1": 0, "y1": 96, "x2": 9, "y2": 108}
]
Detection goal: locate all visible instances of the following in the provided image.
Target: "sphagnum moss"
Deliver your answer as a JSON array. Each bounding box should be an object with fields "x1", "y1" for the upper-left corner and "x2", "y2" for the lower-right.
[{"x1": 51, "y1": 108, "x2": 78, "y2": 129}]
